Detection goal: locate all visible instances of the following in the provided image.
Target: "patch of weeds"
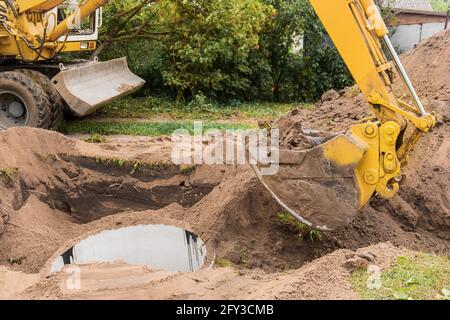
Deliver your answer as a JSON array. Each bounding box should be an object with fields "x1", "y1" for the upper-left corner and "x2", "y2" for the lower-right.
[
  {"x1": 277, "y1": 212, "x2": 323, "y2": 241},
  {"x1": 351, "y1": 253, "x2": 450, "y2": 300},
  {"x1": 112, "y1": 159, "x2": 126, "y2": 167},
  {"x1": 239, "y1": 248, "x2": 249, "y2": 268},
  {"x1": 84, "y1": 134, "x2": 108, "y2": 144},
  {"x1": 346, "y1": 86, "x2": 361, "y2": 98},
  {"x1": 130, "y1": 162, "x2": 141, "y2": 175},
  {"x1": 215, "y1": 258, "x2": 234, "y2": 268},
  {"x1": 0, "y1": 168, "x2": 18, "y2": 182},
  {"x1": 93, "y1": 157, "x2": 170, "y2": 174},
  {"x1": 142, "y1": 162, "x2": 170, "y2": 170},
  {"x1": 95, "y1": 157, "x2": 126, "y2": 167},
  {"x1": 179, "y1": 165, "x2": 196, "y2": 175}
]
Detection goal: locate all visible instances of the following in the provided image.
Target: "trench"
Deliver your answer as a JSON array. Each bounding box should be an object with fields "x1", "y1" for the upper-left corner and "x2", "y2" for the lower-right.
[
  {"x1": 0, "y1": 153, "x2": 225, "y2": 273},
  {"x1": 34, "y1": 155, "x2": 220, "y2": 224}
]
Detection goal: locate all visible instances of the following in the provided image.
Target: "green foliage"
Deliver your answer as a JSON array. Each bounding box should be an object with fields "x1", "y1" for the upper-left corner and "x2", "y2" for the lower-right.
[
  {"x1": 277, "y1": 212, "x2": 322, "y2": 241},
  {"x1": 215, "y1": 258, "x2": 235, "y2": 268},
  {"x1": 249, "y1": 0, "x2": 353, "y2": 102},
  {"x1": 0, "y1": 168, "x2": 18, "y2": 182},
  {"x1": 84, "y1": 134, "x2": 108, "y2": 144},
  {"x1": 239, "y1": 248, "x2": 250, "y2": 268},
  {"x1": 179, "y1": 165, "x2": 196, "y2": 175},
  {"x1": 98, "y1": 0, "x2": 354, "y2": 103},
  {"x1": 430, "y1": 0, "x2": 449, "y2": 12},
  {"x1": 351, "y1": 253, "x2": 450, "y2": 300},
  {"x1": 159, "y1": 0, "x2": 275, "y2": 99}
]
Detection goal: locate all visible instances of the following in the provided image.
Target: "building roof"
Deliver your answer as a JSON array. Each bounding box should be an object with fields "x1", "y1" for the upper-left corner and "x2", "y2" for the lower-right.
[{"x1": 387, "y1": 0, "x2": 434, "y2": 11}]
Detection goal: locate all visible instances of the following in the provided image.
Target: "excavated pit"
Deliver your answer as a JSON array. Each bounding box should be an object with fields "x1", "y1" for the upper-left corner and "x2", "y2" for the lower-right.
[
  {"x1": 0, "y1": 128, "x2": 234, "y2": 272},
  {"x1": 39, "y1": 155, "x2": 219, "y2": 224}
]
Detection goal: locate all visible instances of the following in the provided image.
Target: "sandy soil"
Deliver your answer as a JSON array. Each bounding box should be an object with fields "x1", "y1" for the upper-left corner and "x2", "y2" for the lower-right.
[
  {"x1": 0, "y1": 30, "x2": 448, "y2": 300},
  {"x1": 19, "y1": 243, "x2": 403, "y2": 300}
]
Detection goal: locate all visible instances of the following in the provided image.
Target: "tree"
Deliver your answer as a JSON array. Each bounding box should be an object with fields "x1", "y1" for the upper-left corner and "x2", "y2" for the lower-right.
[
  {"x1": 158, "y1": 0, "x2": 275, "y2": 99},
  {"x1": 430, "y1": 0, "x2": 450, "y2": 12},
  {"x1": 97, "y1": 0, "x2": 354, "y2": 102},
  {"x1": 248, "y1": 0, "x2": 353, "y2": 102},
  {"x1": 93, "y1": 0, "x2": 161, "y2": 57}
]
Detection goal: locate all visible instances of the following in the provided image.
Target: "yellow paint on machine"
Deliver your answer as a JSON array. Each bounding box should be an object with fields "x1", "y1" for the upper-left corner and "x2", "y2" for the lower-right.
[{"x1": 322, "y1": 136, "x2": 366, "y2": 166}]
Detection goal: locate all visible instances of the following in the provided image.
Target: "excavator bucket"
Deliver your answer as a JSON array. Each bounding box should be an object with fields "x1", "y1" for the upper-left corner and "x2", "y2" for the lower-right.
[
  {"x1": 252, "y1": 131, "x2": 368, "y2": 231},
  {"x1": 52, "y1": 57, "x2": 145, "y2": 117}
]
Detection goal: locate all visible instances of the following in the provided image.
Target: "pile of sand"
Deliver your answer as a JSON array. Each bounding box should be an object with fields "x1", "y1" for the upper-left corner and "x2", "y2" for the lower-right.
[{"x1": 17, "y1": 242, "x2": 404, "y2": 300}]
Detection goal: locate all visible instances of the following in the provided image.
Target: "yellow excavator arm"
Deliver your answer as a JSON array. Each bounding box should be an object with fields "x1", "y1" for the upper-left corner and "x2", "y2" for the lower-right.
[
  {"x1": 309, "y1": 0, "x2": 437, "y2": 203},
  {"x1": 253, "y1": 0, "x2": 438, "y2": 231}
]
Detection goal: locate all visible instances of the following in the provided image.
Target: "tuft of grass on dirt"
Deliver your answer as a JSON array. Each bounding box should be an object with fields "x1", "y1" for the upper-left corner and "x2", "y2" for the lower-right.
[
  {"x1": 0, "y1": 168, "x2": 18, "y2": 182},
  {"x1": 61, "y1": 120, "x2": 256, "y2": 137},
  {"x1": 84, "y1": 133, "x2": 108, "y2": 144},
  {"x1": 98, "y1": 96, "x2": 309, "y2": 122},
  {"x1": 215, "y1": 258, "x2": 235, "y2": 268},
  {"x1": 239, "y1": 248, "x2": 250, "y2": 268},
  {"x1": 179, "y1": 164, "x2": 196, "y2": 175},
  {"x1": 277, "y1": 212, "x2": 323, "y2": 241},
  {"x1": 351, "y1": 253, "x2": 450, "y2": 300}
]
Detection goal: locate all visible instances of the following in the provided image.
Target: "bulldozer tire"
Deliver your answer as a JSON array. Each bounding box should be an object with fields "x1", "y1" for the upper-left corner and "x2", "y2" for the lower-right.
[
  {"x1": 17, "y1": 69, "x2": 64, "y2": 130},
  {"x1": 0, "y1": 71, "x2": 52, "y2": 130}
]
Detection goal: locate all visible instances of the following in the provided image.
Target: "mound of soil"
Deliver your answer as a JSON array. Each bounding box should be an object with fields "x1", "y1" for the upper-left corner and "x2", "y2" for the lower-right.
[{"x1": 17, "y1": 242, "x2": 404, "y2": 300}]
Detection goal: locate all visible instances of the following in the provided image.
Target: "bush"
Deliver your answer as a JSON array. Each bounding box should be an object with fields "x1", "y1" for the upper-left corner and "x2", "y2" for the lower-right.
[{"x1": 99, "y1": 0, "x2": 354, "y2": 103}]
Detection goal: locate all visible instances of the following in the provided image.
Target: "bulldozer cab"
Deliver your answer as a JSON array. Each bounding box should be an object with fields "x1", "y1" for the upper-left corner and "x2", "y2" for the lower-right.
[{"x1": 46, "y1": 0, "x2": 102, "y2": 43}]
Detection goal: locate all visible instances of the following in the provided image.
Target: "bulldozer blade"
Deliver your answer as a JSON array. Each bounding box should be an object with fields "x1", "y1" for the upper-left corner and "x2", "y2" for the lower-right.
[
  {"x1": 252, "y1": 134, "x2": 367, "y2": 231},
  {"x1": 52, "y1": 57, "x2": 145, "y2": 117}
]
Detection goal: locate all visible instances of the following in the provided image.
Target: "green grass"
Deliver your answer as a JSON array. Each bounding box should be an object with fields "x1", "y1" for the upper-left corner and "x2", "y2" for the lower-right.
[
  {"x1": 61, "y1": 95, "x2": 310, "y2": 137},
  {"x1": 0, "y1": 168, "x2": 18, "y2": 182},
  {"x1": 62, "y1": 120, "x2": 256, "y2": 136},
  {"x1": 215, "y1": 258, "x2": 235, "y2": 268},
  {"x1": 277, "y1": 212, "x2": 323, "y2": 241},
  {"x1": 351, "y1": 253, "x2": 450, "y2": 300},
  {"x1": 98, "y1": 96, "x2": 308, "y2": 122},
  {"x1": 84, "y1": 133, "x2": 108, "y2": 143}
]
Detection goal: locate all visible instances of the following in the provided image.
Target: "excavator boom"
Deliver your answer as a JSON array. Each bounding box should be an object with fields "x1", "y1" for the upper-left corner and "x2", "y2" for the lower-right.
[{"x1": 253, "y1": 0, "x2": 437, "y2": 231}]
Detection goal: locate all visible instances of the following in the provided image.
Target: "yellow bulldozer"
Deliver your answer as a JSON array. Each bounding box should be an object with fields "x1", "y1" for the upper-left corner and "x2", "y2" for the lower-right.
[{"x1": 0, "y1": 0, "x2": 144, "y2": 130}]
